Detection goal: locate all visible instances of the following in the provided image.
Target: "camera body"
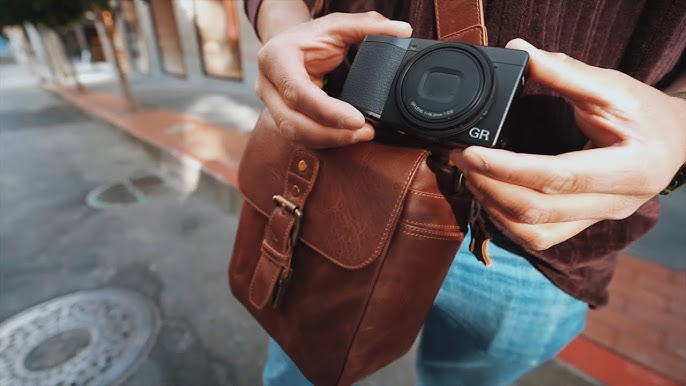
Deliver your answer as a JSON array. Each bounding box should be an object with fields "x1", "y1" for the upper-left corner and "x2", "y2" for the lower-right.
[{"x1": 339, "y1": 35, "x2": 528, "y2": 148}]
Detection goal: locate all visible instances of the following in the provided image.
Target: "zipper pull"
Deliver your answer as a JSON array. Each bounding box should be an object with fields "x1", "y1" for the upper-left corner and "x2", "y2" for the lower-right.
[{"x1": 468, "y1": 201, "x2": 492, "y2": 266}]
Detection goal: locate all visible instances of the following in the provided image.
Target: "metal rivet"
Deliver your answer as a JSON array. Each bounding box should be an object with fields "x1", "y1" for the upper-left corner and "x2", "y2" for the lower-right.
[
  {"x1": 297, "y1": 160, "x2": 308, "y2": 172},
  {"x1": 291, "y1": 185, "x2": 300, "y2": 196}
]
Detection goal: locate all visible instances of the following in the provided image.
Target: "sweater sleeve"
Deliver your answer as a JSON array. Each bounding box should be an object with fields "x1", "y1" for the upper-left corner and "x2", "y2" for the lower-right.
[
  {"x1": 243, "y1": 0, "x2": 264, "y2": 37},
  {"x1": 243, "y1": 0, "x2": 320, "y2": 40}
]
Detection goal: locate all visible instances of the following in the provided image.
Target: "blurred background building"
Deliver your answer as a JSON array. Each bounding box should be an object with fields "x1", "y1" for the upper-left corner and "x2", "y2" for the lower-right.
[{"x1": 5, "y1": 0, "x2": 260, "y2": 96}]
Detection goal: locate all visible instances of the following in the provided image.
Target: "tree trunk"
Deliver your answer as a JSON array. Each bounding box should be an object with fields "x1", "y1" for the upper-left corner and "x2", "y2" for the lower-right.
[
  {"x1": 64, "y1": 53, "x2": 84, "y2": 91},
  {"x1": 96, "y1": 13, "x2": 137, "y2": 111},
  {"x1": 38, "y1": 26, "x2": 83, "y2": 90},
  {"x1": 11, "y1": 26, "x2": 42, "y2": 80},
  {"x1": 35, "y1": 25, "x2": 63, "y2": 84}
]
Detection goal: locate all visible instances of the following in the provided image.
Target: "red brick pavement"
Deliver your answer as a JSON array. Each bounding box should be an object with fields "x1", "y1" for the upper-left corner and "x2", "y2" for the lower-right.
[
  {"x1": 574, "y1": 254, "x2": 686, "y2": 385},
  {"x1": 49, "y1": 84, "x2": 686, "y2": 385}
]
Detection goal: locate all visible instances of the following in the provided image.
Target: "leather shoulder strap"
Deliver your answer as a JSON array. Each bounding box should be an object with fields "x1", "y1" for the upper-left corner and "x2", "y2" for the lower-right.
[{"x1": 434, "y1": 0, "x2": 488, "y2": 45}]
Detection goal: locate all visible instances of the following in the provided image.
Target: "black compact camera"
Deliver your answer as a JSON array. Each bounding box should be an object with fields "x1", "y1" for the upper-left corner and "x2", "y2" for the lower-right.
[{"x1": 339, "y1": 35, "x2": 528, "y2": 148}]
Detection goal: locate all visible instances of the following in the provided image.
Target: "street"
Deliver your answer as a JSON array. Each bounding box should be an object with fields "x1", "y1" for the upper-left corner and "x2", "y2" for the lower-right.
[{"x1": 0, "y1": 62, "x2": 267, "y2": 385}]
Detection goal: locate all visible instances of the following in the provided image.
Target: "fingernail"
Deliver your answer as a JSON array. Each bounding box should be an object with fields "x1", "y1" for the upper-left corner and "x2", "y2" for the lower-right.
[
  {"x1": 506, "y1": 38, "x2": 537, "y2": 52},
  {"x1": 516, "y1": 38, "x2": 535, "y2": 49},
  {"x1": 388, "y1": 20, "x2": 413, "y2": 35},
  {"x1": 339, "y1": 114, "x2": 364, "y2": 129},
  {"x1": 352, "y1": 126, "x2": 374, "y2": 142},
  {"x1": 463, "y1": 147, "x2": 488, "y2": 172}
]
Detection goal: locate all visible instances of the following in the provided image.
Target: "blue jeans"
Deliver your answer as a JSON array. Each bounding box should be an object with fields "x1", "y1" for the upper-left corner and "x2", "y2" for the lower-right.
[{"x1": 263, "y1": 229, "x2": 588, "y2": 386}]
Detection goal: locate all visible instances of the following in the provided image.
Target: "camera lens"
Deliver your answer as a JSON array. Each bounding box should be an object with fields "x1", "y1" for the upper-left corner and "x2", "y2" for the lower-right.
[{"x1": 397, "y1": 43, "x2": 495, "y2": 135}]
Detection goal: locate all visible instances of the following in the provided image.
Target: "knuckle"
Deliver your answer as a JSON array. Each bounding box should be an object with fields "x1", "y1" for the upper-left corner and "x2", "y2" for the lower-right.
[
  {"x1": 526, "y1": 230, "x2": 555, "y2": 251},
  {"x1": 317, "y1": 12, "x2": 343, "y2": 30},
  {"x1": 272, "y1": 113, "x2": 293, "y2": 139},
  {"x1": 644, "y1": 179, "x2": 664, "y2": 196},
  {"x1": 608, "y1": 198, "x2": 640, "y2": 220},
  {"x1": 551, "y1": 52, "x2": 574, "y2": 66},
  {"x1": 281, "y1": 79, "x2": 301, "y2": 109},
  {"x1": 254, "y1": 78, "x2": 263, "y2": 98},
  {"x1": 542, "y1": 167, "x2": 582, "y2": 194},
  {"x1": 607, "y1": 68, "x2": 631, "y2": 83},
  {"x1": 334, "y1": 132, "x2": 356, "y2": 147},
  {"x1": 644, "y1": 176, "x2": 667, "y2": 196},
  {"x1": 256, "y1": 46, "x2": 270, "y2": 65},
  {"x1": 636, "y1": 153, "x2": 669, "y2": 195},
  {"x1": 515, "y1": 206, "x2": 550, "y2": 225},
  {"x1": 365, "y1": 11, "x2": 385, "y2": 20},
  {"x1": 614, "y1": 208, "x2": 634, "y2": 220}
]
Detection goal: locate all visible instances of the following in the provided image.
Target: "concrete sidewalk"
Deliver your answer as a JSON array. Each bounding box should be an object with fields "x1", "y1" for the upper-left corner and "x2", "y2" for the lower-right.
[{"x1": 6, "y1": 52, "x2": 684, "y2": 384}]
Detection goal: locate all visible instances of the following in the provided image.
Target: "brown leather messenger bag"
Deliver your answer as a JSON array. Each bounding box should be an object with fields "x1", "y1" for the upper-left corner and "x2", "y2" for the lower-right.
[{"x1": 229, "y1": 1, "x2": 489, "y2": 384}]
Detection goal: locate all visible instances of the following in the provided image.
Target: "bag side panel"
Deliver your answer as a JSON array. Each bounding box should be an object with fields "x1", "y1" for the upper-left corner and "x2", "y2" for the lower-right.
[{"x1": 340, "y1": 162, "x2": 471, "y2": 384}]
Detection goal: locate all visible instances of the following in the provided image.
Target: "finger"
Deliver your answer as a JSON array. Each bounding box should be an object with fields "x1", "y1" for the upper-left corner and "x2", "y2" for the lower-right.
[
  {"x1": 484, "y1": 206, "x2": 598, "y2": 251},
  {"x1": 268, "y1": 12, "x2": 412, "y2": 128},
  {"x1": 258, "y1": 78, "x2": 374, "y2": 148},
  {"x1": 321, "y1": 11, "x2": 413, "y2": 45},
  {"x1": 452, "y1": 146, "x2": 653, "y2": 196},
  {"x1": 465, "y1": 174, "x2": 643, "y2": 224},
  {"x1": 258, "y1": 50, "x2": 366, "y2": 130},
  {"x1": 505, "y1": 38, "x2": 626, "y2": 105}
]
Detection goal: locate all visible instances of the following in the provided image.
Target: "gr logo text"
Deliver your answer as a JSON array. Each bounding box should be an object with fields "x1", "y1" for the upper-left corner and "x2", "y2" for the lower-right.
[{"x1": 468, "y1": 127, "x2": 490, "y2": 141}]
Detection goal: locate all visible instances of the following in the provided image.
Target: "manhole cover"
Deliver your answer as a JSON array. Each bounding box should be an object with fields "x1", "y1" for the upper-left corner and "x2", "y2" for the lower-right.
[
  {"x1": 0, "y1": 288, "x2": 160, "y2": 386},
  {"x1": 85, "y1": 174, "x2": 173, "y2": 209}
]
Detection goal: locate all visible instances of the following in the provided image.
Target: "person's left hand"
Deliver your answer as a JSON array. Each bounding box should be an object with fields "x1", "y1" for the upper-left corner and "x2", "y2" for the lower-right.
[{"x1": 451, "y1": 39, "x2": 686, "y2": 251}]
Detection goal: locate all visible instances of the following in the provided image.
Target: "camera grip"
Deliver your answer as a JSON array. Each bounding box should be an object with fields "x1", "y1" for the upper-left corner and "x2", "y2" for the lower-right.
[{"x1": 340, "y1": 41, "x2": 406, "y2": 118}]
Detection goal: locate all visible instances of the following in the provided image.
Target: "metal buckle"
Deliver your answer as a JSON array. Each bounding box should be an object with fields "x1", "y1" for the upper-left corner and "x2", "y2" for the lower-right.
[{"x1": 272, "y1": 195, "x2": 303, "y2": 247}]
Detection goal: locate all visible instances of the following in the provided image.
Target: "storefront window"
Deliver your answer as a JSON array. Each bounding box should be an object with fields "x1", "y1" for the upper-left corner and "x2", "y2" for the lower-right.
[
  {"x1": 149, "y1": 0, "x2": 186, "y2": 77},
  {"x1": 120, "y1": 0, "x2": 150, "y2": 74},
  {"x1": 193, "y1": 0, "x2": 242, "y2": 79}
]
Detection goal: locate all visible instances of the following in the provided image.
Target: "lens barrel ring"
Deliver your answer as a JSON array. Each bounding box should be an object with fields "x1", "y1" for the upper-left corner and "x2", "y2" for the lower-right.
[{"x1": 395, "y1": 42, "x2": 496, "y2": 136}]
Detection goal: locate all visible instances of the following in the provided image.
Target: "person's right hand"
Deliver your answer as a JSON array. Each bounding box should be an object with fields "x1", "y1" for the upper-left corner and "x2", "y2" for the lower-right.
[{"x1": 255, "y1": 12, "x2": 412, "y2": 148}]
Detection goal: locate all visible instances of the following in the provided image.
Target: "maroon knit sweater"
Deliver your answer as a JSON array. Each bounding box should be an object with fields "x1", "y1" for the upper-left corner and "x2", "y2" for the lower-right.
[{"x1": 245, "y1": 0, "x2": 686, "y2": 307}]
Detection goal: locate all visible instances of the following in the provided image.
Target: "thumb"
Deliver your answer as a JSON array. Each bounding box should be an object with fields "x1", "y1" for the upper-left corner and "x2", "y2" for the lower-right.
[
  {"x1": 506, "y1": 38, "x2": 619, "y2": 104},
  {"x1": 322, "y1": 12, "x2": 413, "y2": 45}
]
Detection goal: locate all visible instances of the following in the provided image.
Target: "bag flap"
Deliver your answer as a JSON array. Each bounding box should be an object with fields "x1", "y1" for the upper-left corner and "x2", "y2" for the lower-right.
[{"x1": 238, "y1": 112, "x2": 429, "y2": 270}]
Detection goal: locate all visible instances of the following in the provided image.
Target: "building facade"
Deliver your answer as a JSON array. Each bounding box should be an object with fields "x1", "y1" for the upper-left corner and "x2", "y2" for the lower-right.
[
  {"x1": 116, "y1": 0, "x2": 260, "y2": 85},
  {"x1": 12, "y1": 0, "x2": 261, "y2": 92}
]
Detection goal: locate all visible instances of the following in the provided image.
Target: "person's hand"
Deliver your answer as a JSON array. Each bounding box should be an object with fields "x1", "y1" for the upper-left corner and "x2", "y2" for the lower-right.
[
  {"x1": 255, "y1": 12, "x2": 412, "y2": 148},
  {"x1": 451, "y1": 38, "x2": 686, "y2": 251}
]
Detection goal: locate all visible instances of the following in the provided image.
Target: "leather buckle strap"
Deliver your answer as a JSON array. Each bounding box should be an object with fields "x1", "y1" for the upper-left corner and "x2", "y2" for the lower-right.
[
  {"x1": 273, "y1": 194, "x2": 304, "y2": 247},
  {"x1": 249, "y1": 149, "x2": 320, "y2": 310},
  {"x1": 434, "y1": 0, "x2": 488, "y2": 45}
]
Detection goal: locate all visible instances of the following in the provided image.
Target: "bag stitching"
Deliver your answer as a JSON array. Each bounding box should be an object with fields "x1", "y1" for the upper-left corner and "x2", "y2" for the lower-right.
[
  {"x1": 248, "y1": 252, "x2": 280, "y2": 309},
  {"x1": 400, "y1": 222, "x2": 463, "y2": 237},
  {"x1": 408, "y1": 189, "x2": 448, "y2": 199},
  {"x1": 444, "y1": 25, "x2": 486, "y2": 45},
  {"x1": 400, "y1": 228, "x2": 461, "y2": 241},
  {"x1": 402, "y1": 219, "x2": 461, "y2": 230},
  {"x1": 369, "y1": 153, "x2": 428, "y2": 266}
]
